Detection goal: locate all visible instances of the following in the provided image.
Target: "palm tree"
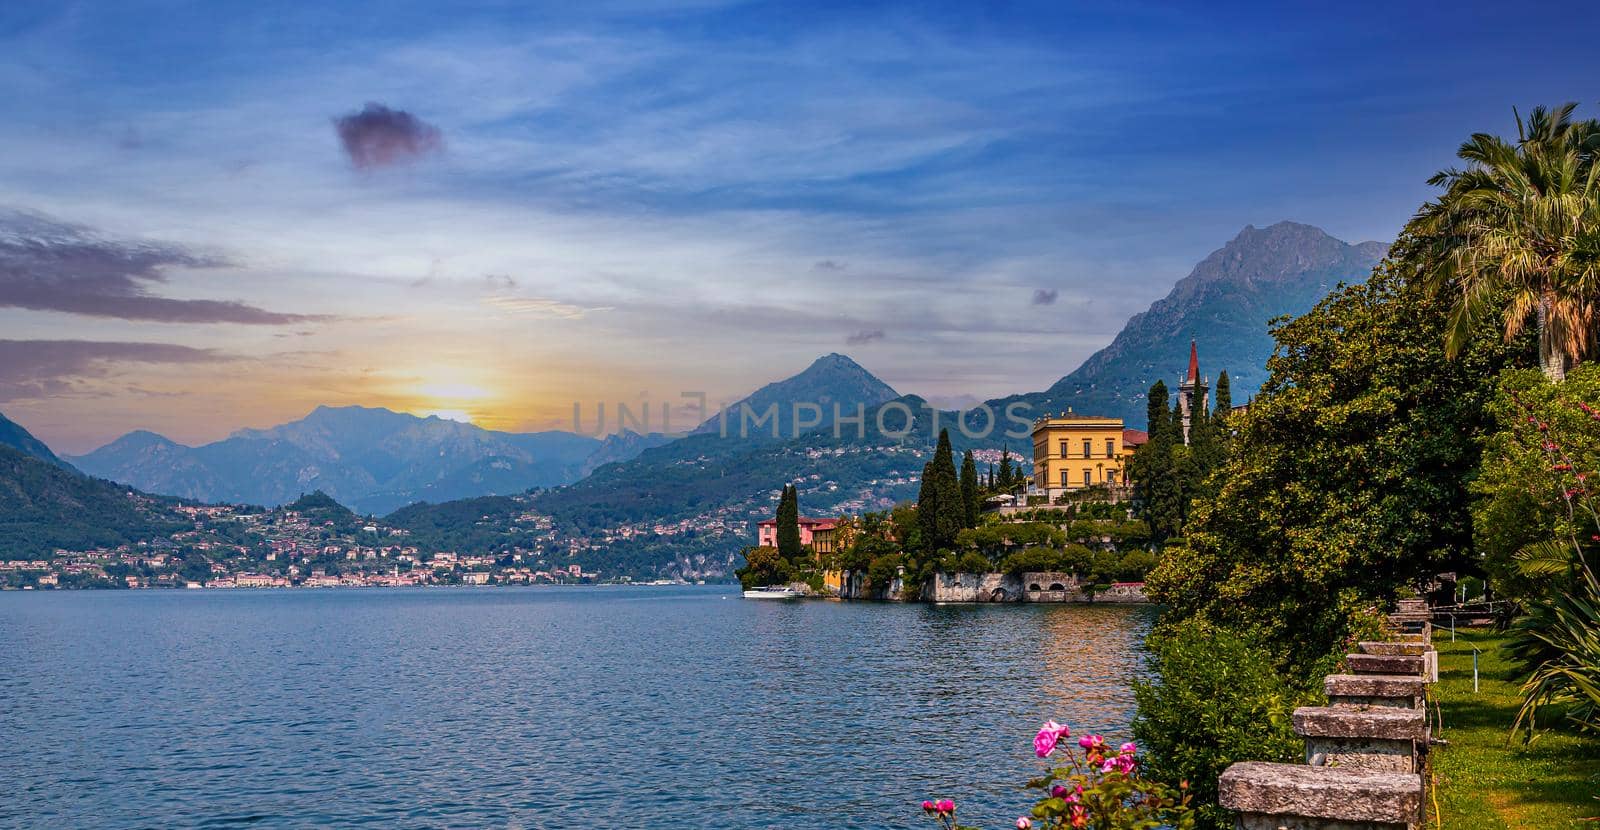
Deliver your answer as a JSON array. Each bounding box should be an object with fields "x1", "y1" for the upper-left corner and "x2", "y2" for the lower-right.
[{"x1": 1409, "y1": 103, "x2": 1600, "y2": 381}]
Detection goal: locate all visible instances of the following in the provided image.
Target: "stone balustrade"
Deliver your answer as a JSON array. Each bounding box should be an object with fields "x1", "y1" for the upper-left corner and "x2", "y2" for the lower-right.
[{"x1": 1218, "y1": 601, "x2": 1438, "y2": 829}]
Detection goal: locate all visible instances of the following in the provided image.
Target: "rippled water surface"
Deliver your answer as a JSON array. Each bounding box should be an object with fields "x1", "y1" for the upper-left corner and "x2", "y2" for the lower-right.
[{"x1": 0, "y1": 586, "x2": 1154, "y2": 829}]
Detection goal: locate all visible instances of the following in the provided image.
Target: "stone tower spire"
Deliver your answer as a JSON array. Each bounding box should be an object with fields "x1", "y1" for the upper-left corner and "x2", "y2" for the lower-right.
[{"x1": 1177, "y1": 340, "x2": 1208, "y2": 444}]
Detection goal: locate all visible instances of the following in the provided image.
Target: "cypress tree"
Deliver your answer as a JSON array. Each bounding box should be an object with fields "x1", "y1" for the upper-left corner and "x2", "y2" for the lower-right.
[
  {"x1": 998, "y1": 447, "x2": 1015, "y2": 490},
  {"x1": 1132, "y1": 380, "x2": 1182, "y2": 544},
  {"x1": 776, "y1": 484, "x2": 802, "y2": 561},
  {"x1": 1212, "y1": 370, "x2": 1234, "y2": 458},
  {"x1": 1145, "y1": 381, "x2": 1171, "y2": 443},
  {"x1": 959, "y1": 449, "x2": 979, "y2": 528},
  {"x1": 916, "y1": 461, "x2": 939, "y2": 554},
  {"x1": 986, "y1": 463, "x2": 996, "y2": 491},
  {"x1": 928, "y1": 429, "x2": 964, "y2": 550}
]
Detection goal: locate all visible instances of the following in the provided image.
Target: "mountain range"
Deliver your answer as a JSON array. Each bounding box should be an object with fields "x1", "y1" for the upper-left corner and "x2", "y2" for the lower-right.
[
  {"x1": 992, "y1": 221, "x2": 1387, "y2": 424},
  {"x1": 67, "y1": 406, "x2": 644, "y2": 515},
  {"x1": 6, "y1": 220, "x2": 1388, "y2": 576}
]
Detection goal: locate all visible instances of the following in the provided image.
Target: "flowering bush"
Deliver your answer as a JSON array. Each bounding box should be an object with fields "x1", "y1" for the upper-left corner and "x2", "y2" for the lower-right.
[
  {"x1": 1477, "y1": 369, "x2": 1600, "y2": 737},
  {"x1": 922, "y1": 721, "x2": 1193, "y2": 830}
]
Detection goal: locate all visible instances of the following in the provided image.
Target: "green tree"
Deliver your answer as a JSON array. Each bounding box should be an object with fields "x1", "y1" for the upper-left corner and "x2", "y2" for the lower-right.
[
  {"x1": 998, "y1": 447, "x2": 1016, "y2": 490},
  {"x1": 1134, "y1": 383, "x2": 1187, "y2": 544},
  {"x1": 775, "y1": 484, "x2": 802, "y2": 562},
  {"x1": 918, "y1": 429, "x2": 963, "y2": 552},
  {"x1": 958, "y1": 449, "x2": 979, "y2": 528},
  {"x1": 1147, "y1": 259, "x2": 1534, "y2": 671},
  {"x1": 736, "y1": 545, "x2": 793, "y2": 590},
  {"x1": 1409, "y1": 103, "x2": 1600, "y2": 381},
  {"x1": 916, "y1": 462, "x2": 939, "y2": 554},
  {"x1": 1213, "y1": 371, "x2": 1233, "y2": 424}
]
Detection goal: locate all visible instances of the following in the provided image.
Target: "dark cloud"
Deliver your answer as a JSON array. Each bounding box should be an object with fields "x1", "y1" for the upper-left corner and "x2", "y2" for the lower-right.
[
  {"x1": 334, "y1": 103, "x2": 444, "y2": 169},
  {"x1": 1031, "y1": 288, "x2": 1058, "y2": 306},
  {"x1": 846, "y1": 329, "x2": 885, "y2": 345},
  {"x1": 813, "y1": 259, "x2": 846, "y2": 272},
  {"x1": 0, "y1": 210, "x2": 325, "y2": 324},
  {"x1": 0, "y1": 339, "x2": 227, "y2": 402}
]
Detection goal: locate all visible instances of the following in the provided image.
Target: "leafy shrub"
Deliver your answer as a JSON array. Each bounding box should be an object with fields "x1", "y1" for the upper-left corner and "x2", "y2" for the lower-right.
[
  {"x1": 735, "y1": 545, "x2": 793, "y2": 590},
  {"x1": 866, "y1": 553, "x2": 905, "y2": 592},
  {"x1": 953, "y1": 551, "x2": 992, "y2": 574},
  {"x1": 1132, "y1": 620, "x2": 1310, "y2": 829},
  {"x1": 1505, "y1": 573, "x2": 1600, "y2": 737},
  {"x1": 1000, "y1": 547, "x2": 1065, "y2": 575}
]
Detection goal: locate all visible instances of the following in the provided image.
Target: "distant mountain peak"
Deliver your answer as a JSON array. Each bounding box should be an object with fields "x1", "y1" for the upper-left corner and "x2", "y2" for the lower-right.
[
  {"x1": 696, "y1": 353, "x2": 899, "y2": 436},
  {"x1": 1003, "y1": 220, "x2": 1388, "y2": 429}
]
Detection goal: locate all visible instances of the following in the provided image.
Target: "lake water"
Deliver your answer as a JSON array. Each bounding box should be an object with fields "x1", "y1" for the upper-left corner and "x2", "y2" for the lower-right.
[{"x1": 0, "y1": 586, "x2": 1155, "y2": 829}]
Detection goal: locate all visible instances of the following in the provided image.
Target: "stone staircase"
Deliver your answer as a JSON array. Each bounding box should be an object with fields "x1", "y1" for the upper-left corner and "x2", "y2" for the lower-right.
[{"x1": 1219, "y1": 599, "x2": 1436, "y2": 830}]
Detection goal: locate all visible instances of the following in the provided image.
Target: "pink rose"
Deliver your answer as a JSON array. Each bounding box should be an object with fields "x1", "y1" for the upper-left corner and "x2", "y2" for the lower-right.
[
  {"x1": 938, "y1": 799, "x2": 955, "y2": 814},
  {"x1": 1016, "y1": 819, "x2": 1032, "y2": 829},
  {"x1": 922, "y1": 800, "x2": 935, "y2": 813},
  {"x1": 1034, "y1": 720, "x2": 1069, "y2": 758},
  {"x1": 1120, "y1": 741, "x2": 1137, "y2": 755}
]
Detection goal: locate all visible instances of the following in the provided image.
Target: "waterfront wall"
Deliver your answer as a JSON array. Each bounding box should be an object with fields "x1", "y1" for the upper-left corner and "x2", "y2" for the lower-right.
[{"x1": 836, "y1": 570, "x2": 1148, "y2": 603}]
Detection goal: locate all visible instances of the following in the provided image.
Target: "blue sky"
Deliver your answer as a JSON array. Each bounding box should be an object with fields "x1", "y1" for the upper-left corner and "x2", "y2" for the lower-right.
[{"x1": 1, "y1": 0, "x2": 1598, "y2": 450}]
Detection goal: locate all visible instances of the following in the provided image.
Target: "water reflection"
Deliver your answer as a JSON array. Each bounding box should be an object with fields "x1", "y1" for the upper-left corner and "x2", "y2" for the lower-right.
[{"x1": 0, "y1": 587, "x2": 1155, "y2": 829}]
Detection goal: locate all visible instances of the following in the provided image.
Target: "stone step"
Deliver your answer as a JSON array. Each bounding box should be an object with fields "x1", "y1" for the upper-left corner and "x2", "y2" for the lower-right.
[
  {"x1": 1294, "y1": 706, "x2": 1427, "y2": 773},
  {"x1": 1395, "y1": 598, "x2": 1428, "y2": 613},
  {"x1": 1325, "y1": 674, "x2": 1426, "y2": 708},
  {"x1": 1348, "y1": 653, "x2": 1425, "y2": 676},
  {"x1": 1359, "y1": 641, "x2": 1427, "y2": 656},
  {"x1": 1220, "y1": 761, "x2": 1422, "y2": 829}
]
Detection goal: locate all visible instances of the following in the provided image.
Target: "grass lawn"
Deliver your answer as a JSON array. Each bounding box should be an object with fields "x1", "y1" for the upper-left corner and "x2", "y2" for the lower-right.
[{"x1": 1431, "y1": 627, "x2": 1599, "y2": 829}]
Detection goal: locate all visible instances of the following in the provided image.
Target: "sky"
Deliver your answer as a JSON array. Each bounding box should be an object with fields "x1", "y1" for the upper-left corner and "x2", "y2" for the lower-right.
[{"x1": 2, "y1": 0, "x2": 1599, "y2": 453}]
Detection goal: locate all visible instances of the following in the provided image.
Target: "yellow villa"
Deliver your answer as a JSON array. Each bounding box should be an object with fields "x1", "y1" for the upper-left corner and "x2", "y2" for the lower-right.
[{"x1": 1030, "y1": 411, "x2": 1147, "y2": 500}]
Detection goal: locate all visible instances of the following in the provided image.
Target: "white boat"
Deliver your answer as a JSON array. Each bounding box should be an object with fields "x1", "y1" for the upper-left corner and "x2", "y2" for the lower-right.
[{"x1": 742, "y1": 585, "x2": 804, "y2": 599}]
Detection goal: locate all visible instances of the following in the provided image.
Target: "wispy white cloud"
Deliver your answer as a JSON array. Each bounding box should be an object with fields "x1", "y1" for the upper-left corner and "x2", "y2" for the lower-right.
[{"x1": 482, "y1": 295, "x2": 609, "y2": 319}]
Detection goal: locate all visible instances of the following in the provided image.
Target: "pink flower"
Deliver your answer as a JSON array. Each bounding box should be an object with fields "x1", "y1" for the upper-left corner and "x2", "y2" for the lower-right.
[
  {"x1": 1016, "y1": 819, "x2": 1032, "y2": 829},
  {"x1": 1120, "y1": 741, "x2": 1137, "y2": 755},
  {"x1": 1101, "y1": 753, "x2": 1138, "y2": 774},
  {"x1": 1034, "y1": 720, "x2": 1069, "y2": 757},
  {"x1": 1050, "y1": 785, "x2": 1069, "y2": 799},
  {"x1": 937, "y1": 799, "x2": 955, "y2": 815},
  {"x1": 1069, "y1": 804, "x2": 1088, "y2": 829},
  {"x1": 1077, "y1": 734, "x2": 1105, "y2": 751},
  {"x1": 922, "y1": 800, "x2": 935, "y2": 813}
]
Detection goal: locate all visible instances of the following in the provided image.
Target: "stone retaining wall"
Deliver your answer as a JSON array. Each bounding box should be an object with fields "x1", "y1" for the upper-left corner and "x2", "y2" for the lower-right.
[{"x1": 837, "y1": 570, "x2": 1149, "y2": 603}]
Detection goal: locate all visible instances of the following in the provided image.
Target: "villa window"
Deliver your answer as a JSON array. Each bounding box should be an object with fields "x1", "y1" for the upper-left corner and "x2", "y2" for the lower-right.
[
  {"x1": 1059, "y1": 470, "x2": 1069, "y2": 487},
  {"x1": 1059, "y1": 440, "x2": 1068, "y2": 458},
  {"x1": 1106, "y1": 438, "x2": 1116, "y2": 457},
  {"x1": 1107, "y1": 470, "x2": 1118, "y2": 484},
  {"x1": 1082, "y1": 439, "x2": 1092, "y2": 458},
  {"x1": 1083, "y1": 469, "x2": 1092, "y2": 487}
]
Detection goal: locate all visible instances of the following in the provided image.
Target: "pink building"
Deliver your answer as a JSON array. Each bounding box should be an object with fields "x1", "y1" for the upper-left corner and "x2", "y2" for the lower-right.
[{"x1": 755, "y1": 517, "x2": 839, "y2": 552}]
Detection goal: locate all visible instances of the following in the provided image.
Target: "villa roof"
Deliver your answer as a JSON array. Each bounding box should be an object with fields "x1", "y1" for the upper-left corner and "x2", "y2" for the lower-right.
[
  {"x1": 1122, "y1": 429, "x2": 1149, "y2": 447},
  {"x1": 756, "y1": 516, "x2": 838, "y2": 529},
  {"x1": 1186, "y1": 340, "x2": 1200, "y2": 383}
]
